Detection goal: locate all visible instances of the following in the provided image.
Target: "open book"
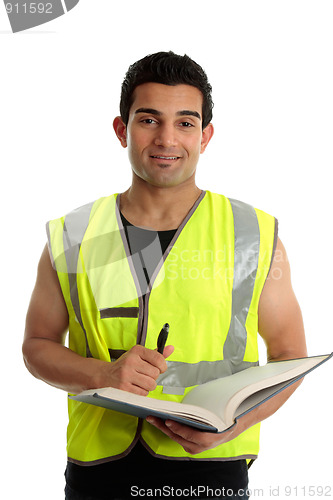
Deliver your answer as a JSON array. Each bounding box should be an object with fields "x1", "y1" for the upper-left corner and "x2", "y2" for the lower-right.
[{"x1": 70, "y1": 353, "x2": 332, "y2": 433}]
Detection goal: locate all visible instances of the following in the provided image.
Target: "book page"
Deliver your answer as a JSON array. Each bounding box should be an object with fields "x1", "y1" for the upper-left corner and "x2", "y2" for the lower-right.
[
  {"x1": 72, "y1": 386, "x2": 224, "y2": 431},
  {"x1": 182, "y1": 355, "x2": 330, "y2": 427},
  {"x1": 234, "y1": 379, "x2": 297, "y2": 417}
]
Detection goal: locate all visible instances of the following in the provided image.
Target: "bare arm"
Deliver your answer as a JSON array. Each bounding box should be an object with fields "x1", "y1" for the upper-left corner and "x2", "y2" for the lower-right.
[
  {"x1": 147, "y1": 238, "x2": 308, "y2": 453},
  {"x1": 23, "y1": 245, "x2": 173, "y2": 395}
]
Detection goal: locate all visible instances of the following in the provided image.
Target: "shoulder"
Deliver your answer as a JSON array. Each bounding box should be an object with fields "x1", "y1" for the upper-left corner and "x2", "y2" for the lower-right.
[
  {"x1": 46, "y1": 194, "x2": 118, "y2": 234},
  {"x1": 46, "y1": 195, "x2": 118, "y2": 267},
  {"x1": 206, "y1": 191, "x2": 277, "y2": 233},
  {"x1": 48, "y1": 194, "x2": 118, "y2": 223},
  {"x1": 206, "y1": 191, "x2": 275, "y2": 215}
]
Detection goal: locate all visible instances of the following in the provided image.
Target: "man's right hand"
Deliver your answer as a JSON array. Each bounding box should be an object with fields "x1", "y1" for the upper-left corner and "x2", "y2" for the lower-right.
[{"x1": 100, "y1": 344, "x2": 174, "y2": 396}]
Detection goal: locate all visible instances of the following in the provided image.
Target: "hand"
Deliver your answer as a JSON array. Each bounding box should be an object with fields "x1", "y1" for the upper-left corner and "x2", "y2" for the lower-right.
[
  {"x1": 99, "y1": 344, "x2": 174, "y2": 396},
  {"x1": 145, "y1": 417, "x2": 239, "y2": 455}
]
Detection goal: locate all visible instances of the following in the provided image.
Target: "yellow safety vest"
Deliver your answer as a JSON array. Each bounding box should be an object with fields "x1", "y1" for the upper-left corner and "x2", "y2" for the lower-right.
[{"x1": 46, "y1": 190, "x2": 277, "y2": 465}]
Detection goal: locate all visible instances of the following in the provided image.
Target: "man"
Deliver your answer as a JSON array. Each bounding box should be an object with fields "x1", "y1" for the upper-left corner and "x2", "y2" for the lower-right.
[{"x1": 23, "y1": 52, "x2": 307, "y2": 499}]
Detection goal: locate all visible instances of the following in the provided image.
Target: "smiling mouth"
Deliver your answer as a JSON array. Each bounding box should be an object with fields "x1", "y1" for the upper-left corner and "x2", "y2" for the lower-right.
[{"x1": 150, "y1": 155, "x2": 180, "y2": 160}]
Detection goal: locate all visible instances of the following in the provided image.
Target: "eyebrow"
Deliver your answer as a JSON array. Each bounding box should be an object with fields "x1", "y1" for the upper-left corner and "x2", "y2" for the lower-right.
[
  {"x1": 135, "y1": 108, "x2": 201, "y2": 121},
  {"x1": 135, "y1": 108, "x2": 162, "y2": 116},
  {"x1": 177, "y1": 110, "x2": 201, "y2": 120}
]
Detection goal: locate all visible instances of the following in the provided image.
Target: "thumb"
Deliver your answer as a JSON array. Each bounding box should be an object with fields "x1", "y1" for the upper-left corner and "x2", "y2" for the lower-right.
[{"x1": 163, "y1": 345, "x2": 174, "y2": 359}]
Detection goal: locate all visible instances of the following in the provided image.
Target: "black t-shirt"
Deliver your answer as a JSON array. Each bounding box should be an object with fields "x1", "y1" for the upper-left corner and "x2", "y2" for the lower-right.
[{"x1": 65, "y1": 214, "x2": 249, "y2": 499}]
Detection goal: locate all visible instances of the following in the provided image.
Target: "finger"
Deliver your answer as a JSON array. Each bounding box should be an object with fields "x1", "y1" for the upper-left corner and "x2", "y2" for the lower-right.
[
  {"x1": 163, "y1": 344, "x2": 175, "y2": 359},
  {"x1": 123, "y1": 345, "x2": 165, "y2": 377},
  {"x1": 136, "y1": 345, "x2": 168, "y2": 372},
  {"x1": 164, "y1": 420, "x2": 201, "y2": 442},
  {"x1": 146, "y1": 416, "x2": 182, "y2": 440},
  {"x1": 136, "y1": 358, "x2": 161, "y2": 381},
  {"x1": 146, "y1": 417, "x2": 201, "y2": 454},
  {"x1": 113, "y1": 366, "x2": 158, "y2": 394},
  {"x1": 146, "y1": 417, "x2": 194, "y2": 444},
  {"x1": 129, "y1": 372, "x2": 158, "y2": 392}
]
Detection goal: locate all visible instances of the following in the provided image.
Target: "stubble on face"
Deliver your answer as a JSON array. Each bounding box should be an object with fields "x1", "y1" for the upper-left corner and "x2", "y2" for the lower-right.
[{"x1": 125, "y1": 83, "x2": 208, "y2": 190}]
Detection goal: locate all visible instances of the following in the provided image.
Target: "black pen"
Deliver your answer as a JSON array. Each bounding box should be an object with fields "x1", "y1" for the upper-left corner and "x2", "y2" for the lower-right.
[{"x1": 157, "y1": 323, "x2": 169, "y2": 354}]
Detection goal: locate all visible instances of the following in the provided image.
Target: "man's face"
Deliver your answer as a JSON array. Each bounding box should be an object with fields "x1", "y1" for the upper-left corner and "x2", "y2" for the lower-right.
[{"x1": 114, "y1": 83, "x2": 213, "y2": 189}]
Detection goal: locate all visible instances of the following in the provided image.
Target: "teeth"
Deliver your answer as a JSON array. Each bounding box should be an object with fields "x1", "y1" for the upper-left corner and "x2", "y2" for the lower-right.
[{"x1": 152, "y1": 156, "x2": 178, "y2": 160}]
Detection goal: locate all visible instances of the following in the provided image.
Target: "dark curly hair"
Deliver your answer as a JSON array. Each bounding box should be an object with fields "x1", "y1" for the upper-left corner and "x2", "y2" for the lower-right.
[{"x1": 119, "y1": 51, "x2": 214, "y2": 130}]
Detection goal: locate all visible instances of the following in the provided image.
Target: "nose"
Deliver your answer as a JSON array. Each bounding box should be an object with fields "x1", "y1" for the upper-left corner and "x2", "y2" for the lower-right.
[{"x1": 154, "y1": 123, "x2": 178, "y2": 148}]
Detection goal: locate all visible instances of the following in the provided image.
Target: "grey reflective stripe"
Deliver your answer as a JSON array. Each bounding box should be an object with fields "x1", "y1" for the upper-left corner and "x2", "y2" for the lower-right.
[
  {"x1": 115, "y1": 196, "x2": 145, "y2": 344},
  {"x1": 157, "y1": 198, "x2": 261, "y2": 395},
  {"x1": 63, "y1": 201, "x2": 95, "y2": 358},
  {"x1": 100, "y1": 307, "x2": 139, "y2": 319},
  {"x1": 158, "y1": 359, "x2": 258, "y2": 395},
  {"x1": 223, "y1": 198, "x2": 260, "y2": 366},
  {"x1": 46, "y1": 223, "x2": 56, "y2": 269}
]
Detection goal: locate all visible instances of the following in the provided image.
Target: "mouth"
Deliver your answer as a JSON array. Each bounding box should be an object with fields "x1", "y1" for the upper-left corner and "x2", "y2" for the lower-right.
[{"x1": 150, "y1": 155, "x2": 181, "y2": 162}]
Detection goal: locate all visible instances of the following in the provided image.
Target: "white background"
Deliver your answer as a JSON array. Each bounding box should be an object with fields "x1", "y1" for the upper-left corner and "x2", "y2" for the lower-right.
[{"x1": 1, "y1": 1, "x2": 332, "y2": 498}]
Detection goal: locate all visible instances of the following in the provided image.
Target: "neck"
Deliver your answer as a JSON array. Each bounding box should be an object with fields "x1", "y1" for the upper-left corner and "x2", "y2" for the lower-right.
[{"x1": 120, "y1": 177, "x2": 202, "y2": 231}]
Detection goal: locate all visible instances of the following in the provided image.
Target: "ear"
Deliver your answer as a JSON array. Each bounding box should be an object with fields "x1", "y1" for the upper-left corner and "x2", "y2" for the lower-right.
[
  {"x1": 200, "y1": 123, "x2": 214, "y2": 154},
  {"x1": 113, "y1": 116, "x2": 127, "y2": 148}
]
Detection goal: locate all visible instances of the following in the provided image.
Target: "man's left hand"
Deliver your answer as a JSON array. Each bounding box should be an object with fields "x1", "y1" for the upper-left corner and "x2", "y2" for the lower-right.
[{"x1": 146, "y1": 416, "x2": 238, "y2": 454}]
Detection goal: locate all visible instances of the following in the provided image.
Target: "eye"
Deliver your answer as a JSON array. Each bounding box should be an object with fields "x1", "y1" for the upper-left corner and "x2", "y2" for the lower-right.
[
  {"x1": 141, "y1": 118, "x2": 157, "y2": 125},
  {"x1": 179, "y1": 121, "x2": 194, "y2": 128}
]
